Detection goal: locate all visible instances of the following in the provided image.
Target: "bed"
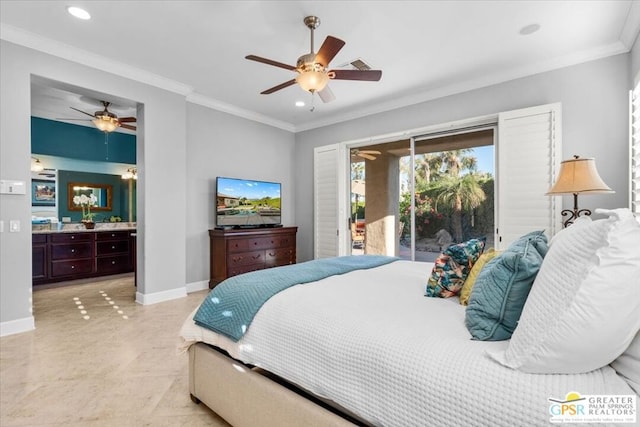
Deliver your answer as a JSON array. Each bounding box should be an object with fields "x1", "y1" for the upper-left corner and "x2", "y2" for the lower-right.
[{"x1": 181, "y1": 209, "x2": 640, "y2": 426}]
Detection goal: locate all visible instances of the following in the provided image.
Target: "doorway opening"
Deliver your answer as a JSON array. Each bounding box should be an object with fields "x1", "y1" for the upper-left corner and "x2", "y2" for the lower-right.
[{"x1": 30, "y1": 76, "x2": 139, "y2": 299}]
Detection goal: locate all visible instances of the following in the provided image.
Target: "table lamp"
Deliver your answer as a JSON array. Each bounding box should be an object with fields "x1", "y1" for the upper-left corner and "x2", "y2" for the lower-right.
[{"x1": 546, "y1": 155, "x2": 614, "y2": 227}]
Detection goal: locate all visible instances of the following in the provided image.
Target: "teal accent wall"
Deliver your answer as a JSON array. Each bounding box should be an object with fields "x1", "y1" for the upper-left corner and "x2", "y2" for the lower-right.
[
  {"x1": 58, "y1": 170, "x2": 134, "y2": 222},
  {"x1": 31, "y1": 117, "x2": 136, "y2": 163}
]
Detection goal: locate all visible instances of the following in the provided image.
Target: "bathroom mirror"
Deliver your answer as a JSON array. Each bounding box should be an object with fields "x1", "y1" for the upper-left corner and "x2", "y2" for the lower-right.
[{"x1": 67, "y1": 182, "x2": 113, "y2": 211}]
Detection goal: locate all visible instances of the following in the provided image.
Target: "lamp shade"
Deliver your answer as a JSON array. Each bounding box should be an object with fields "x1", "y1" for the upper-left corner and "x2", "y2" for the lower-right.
[{"x1": 547, "y1": 157, "x2": 614, "y2": 195}]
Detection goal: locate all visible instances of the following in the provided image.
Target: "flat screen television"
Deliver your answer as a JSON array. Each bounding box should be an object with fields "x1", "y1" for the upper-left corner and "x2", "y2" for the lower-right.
[{"x1": 216, "y1": 177, "x2": 282, "y2": 228}]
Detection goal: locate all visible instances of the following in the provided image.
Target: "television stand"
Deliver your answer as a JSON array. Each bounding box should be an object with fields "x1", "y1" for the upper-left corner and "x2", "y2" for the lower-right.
[{"x1": 208, "y1": 226, "x2": 297, "y2": 288}]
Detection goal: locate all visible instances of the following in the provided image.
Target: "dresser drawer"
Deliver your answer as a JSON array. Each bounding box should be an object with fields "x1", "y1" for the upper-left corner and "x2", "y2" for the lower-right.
[
  {"x1": 51, "y1": 243, "x2": 93, "y2": 260},
  {"x1": 227, "y1": 264, "x2": 264, "y2": 278},
  {"x1": 97, "y1": 255, "x2": 130, "y2": 275},
  {"x1": 50, "y1": 233, "x2": 93, "y2": 243},
  {"x1": 227, "y1": 236, "x2": 286, "y2": 253},
  {"x1": 97, "y1": 240, "x2": 129, "y2": 255},
  {"x1": 32, "y1": 234, "x2": 47, "y2": 244},
  {"x1": 51, "y1": 259, "x2": 94, "y2": 277},
  {"x1": 229, "y1": 250, "x2": 265, "y2": 267},
  {"x1": 96, "y1": 231, "x2": 131, "y2": 241},
  {"x1": 265, "y1": 247, "x2": 295, "y2": 266}
]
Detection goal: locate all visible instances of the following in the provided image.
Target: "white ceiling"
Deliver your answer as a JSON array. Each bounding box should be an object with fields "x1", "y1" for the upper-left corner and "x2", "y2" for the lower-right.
[{"x1": 1, "y1": 1, "x2": 639, "y2": 133}]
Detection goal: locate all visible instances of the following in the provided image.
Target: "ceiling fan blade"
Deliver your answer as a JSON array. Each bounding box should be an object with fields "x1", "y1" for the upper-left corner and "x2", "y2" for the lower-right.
[
  {"x1": 246, "y1": 55, "x2": 297, "y2": 71},
  {"x1": 330, "y1": 69, "x2": 382, "y2": 81},
  {"x1": 118, "y1": 117, "x2": 137, "y2": 123},
  {"x1": 355, "y1": 153, "x2": 377, "y2": 161},
  {"x1": 315, "y1": 36, "x2": 345, "y2": 67},
  {"x1": 120, "y1": 123, "x2": 137, "y2": 131},
  {"x1": 359, "y1": 150, "x2": 382, "y2": 155},
  {"x1": 56, "y1": 118, "x2": 91, "y2": 121},
  {"x1": 318, "y1": 85, "x2": 335, "y2": 103},
  {"x1": 70, "y1": 107, "x2": 96, "y2": 118},
  {"x1": 261, "y1": 79, "x2": 297, "y2": 95}
]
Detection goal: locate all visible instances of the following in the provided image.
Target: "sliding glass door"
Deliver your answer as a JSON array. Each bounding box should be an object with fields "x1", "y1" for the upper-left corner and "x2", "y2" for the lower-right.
[{"x1": 349, "y1": 129, "x2": 495, "y2": 260}]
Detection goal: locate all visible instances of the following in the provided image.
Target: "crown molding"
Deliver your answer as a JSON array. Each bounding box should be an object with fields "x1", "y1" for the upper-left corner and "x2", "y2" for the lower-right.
[
  {"x1": 186, "y1": 93, "x2": 295, "y2": 133},
  {"x1": 0, "y1": 23, "x2": 193, "y2": 96}
]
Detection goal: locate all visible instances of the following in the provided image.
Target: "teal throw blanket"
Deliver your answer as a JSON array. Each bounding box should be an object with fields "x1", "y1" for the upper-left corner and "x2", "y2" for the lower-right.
[{"x1": 194, "y1": 255, "x2": 398, "y2": 341}]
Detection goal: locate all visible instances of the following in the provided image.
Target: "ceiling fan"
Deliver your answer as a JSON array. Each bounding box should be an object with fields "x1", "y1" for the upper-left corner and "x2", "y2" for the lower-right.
[
  {"x1": 351, "y1": 149, "x2": 381, "y2": 161},
  {"x1": 246, "y1": 16, "x2": 382, "y2": 103},
  {"x1": 63, "y1": 101, "x2": 136, "y2": 132}
]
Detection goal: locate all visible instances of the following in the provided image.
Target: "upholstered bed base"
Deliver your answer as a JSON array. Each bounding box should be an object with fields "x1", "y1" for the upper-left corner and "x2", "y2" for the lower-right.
[{"x1": 189, "y1": 342, "x2": 365, "y2": 427}]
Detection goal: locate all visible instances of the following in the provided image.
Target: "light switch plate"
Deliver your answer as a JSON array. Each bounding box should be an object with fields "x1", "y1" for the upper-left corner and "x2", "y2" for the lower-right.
[
  {"x1": 0, "y1": 180, "x2": 27, "y2": 195},
  {"x1": 9, "y1": 220, "x2": 20, "y2": 232}
]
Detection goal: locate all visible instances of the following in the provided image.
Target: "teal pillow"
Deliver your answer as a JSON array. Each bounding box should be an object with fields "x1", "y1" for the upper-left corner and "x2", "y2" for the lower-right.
[
  {"x1": 465, "y1": 231, "x2": 547, "y2": 341},
  {"x1": 425, "y1": 238, "x2": 486, "y2": 298}
]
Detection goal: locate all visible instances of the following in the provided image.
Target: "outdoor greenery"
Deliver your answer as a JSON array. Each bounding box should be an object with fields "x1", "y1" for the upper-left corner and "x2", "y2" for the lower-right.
[
  {"x1": 399, "y1": 149, "x2": 493, "y2": 243},
  {"x1": 351, "y1": 148, "x2": 493, "y2": 243}
]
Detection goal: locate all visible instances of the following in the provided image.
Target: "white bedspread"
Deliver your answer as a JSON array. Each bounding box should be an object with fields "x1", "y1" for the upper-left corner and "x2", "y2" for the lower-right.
[{"x1": 181, "y1": 260, "x2": 635, "y2": 427}]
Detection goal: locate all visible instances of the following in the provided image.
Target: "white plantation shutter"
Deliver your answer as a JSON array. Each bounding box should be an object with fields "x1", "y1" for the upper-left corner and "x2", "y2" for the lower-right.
[
  {"x1": 497, "y1": 103, "x2": 561, "y2": 248},
  {"x1": 314, "y1": 144, "x2": 340, "y2": 258},
  {"x1": 631, "y1": 86, "x2": 640, "y2": 216}
]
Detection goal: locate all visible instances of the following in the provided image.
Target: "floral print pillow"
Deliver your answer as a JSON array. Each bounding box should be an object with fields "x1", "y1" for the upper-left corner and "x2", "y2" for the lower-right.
[{"x1": 425, "y1": 238, "x2": 486, "y2": 298}]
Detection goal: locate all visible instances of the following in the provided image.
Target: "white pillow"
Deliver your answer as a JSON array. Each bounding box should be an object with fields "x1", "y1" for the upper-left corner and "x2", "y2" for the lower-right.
[
  {"x1": 489, "y1": 208, "x2": 640, "y2": 374},
  {"x1": 610, "y1": 330, "x2": 640, "y2": 394}
]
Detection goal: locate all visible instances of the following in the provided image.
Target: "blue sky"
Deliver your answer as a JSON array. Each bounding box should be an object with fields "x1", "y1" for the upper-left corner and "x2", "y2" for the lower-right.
[
  {"x1": 218, "y1": 178, "x2": 281, "y2": 199},
  {"x1": 473, "y1": 145, "x2": 494, "y2": 174}
]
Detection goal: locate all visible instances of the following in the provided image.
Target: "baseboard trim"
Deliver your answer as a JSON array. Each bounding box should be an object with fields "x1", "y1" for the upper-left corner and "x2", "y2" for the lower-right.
[
  {"x1": 135, "y1": 287, "x2": 187, "y2": 305},
  {"x1": 186, "y1": 280, "x2": 209, "y2": 294},
  {"x1": 0, "y1": 316, "x2": 35, "y2": 337}
]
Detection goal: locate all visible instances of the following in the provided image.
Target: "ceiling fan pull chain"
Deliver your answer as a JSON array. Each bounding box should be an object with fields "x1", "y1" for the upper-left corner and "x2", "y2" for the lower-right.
[{"x1": 104, "y1": 132, "x2": 109, "y2": 160}]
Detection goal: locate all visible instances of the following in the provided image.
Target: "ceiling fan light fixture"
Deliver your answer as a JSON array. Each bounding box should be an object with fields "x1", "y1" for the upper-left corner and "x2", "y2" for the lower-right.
[
  {"x1": 92, "y1": 116, "x2": 119, "y2": 133},
  {"x1": 296, "y1": 69, "x2": 329, "y2": 93}
]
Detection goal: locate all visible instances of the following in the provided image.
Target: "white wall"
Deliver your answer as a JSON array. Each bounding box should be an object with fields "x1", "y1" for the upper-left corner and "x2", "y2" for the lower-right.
[
  {"x1": 0, "y1": 40, "x2": 188, "y2": 334},
  {"x1": 294, "y1": 54, "x2": 632, "y2": 262},
  {"x1": 185, "y1": 103, "x2": 295, "y2": 286}
]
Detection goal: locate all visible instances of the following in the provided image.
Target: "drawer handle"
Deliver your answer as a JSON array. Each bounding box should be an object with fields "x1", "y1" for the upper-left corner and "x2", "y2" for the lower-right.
[
  {"x1": 71, "y1": 249, "x2": 75, "y2": 253},
  {"x1": 112, "y1": 261, "x2": 116, "y2": 265},
  {"x1": 112, "y1": 245, "x2": 116, "y2": 249},
  {"x1": 111, "y1": 233, "x2": 116, "y2": 237},
  {"x1": 71, "y1": 265, "x2": 75, "y2": 269},
  {"x1": 252, "y1": 254, "x2": 261, "y2": 260},
  {"x1": 268, "y1": 251, "x2": 276, "y2": 256},
  {"x1": 71, "y1": 236, "x2": 75, "y2": 240}
]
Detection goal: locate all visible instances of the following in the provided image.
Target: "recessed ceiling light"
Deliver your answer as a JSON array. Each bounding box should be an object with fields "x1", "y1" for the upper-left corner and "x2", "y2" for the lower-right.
[
  {"x1": 67, "y1": 6, "x2": 91, "y2": 20},
  {"x1": 295, "y1": 101, "x2": 305, "y2": 107},
  {"x1": 519, "y1": 23, "x2": 540, "y2": 36}
]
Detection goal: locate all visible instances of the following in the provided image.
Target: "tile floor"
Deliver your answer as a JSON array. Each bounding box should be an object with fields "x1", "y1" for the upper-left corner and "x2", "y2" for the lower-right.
[{"x1": 0, "y1": 275, "x2": 231, "y2": 426}]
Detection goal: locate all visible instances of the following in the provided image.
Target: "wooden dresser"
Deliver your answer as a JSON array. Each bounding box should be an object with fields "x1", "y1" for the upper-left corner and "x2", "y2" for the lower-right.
[
  {"x1": 32, "y1": 229, "x2": 135, "y2": 285},
  {"x1": 209, "y1": 226, "x2": 297, "y2": 288}
]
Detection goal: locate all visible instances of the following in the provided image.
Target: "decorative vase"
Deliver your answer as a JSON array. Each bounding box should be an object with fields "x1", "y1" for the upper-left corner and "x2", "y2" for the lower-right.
[{"x1": 82, "y1": 221, "x2": 95, "y2": 229}]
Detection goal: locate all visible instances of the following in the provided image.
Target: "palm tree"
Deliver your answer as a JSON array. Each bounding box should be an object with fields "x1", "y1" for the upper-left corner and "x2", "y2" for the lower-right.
[
  {"x1": 433, "y1": 174, "x2": 486, "y2": 242},
  {"x1": 415, "y1": 153, "x2": 444, "y2": 188},
  {"x1": 440, "y1": 149, "x2": 477, "y2": 177}
]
